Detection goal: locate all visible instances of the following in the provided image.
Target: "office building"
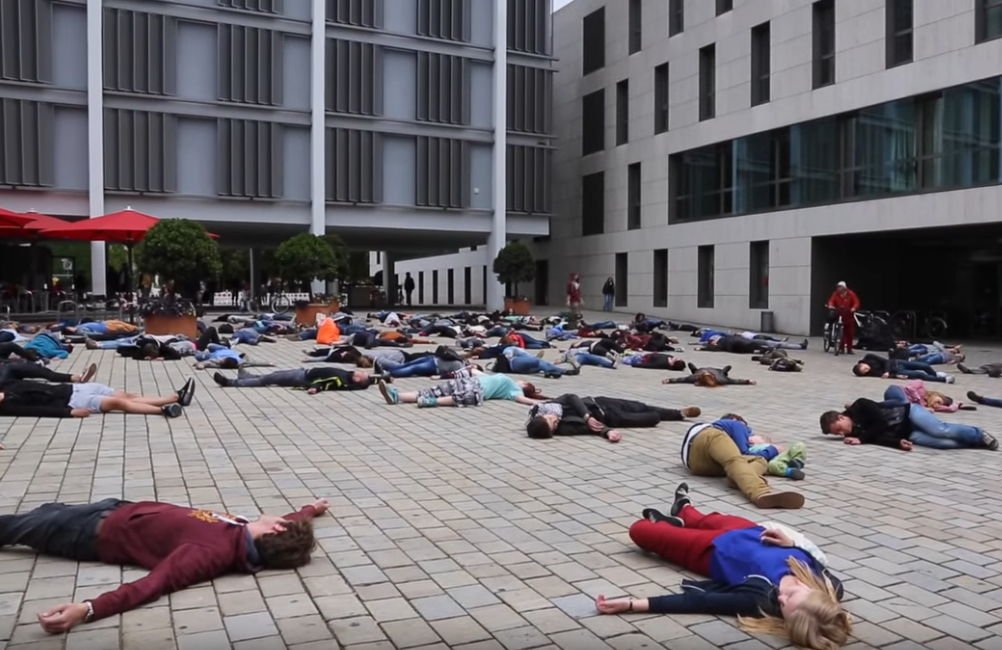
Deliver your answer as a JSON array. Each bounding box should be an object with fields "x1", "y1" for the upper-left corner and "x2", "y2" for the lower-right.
[
  {"x1": 0, "y1": 0, "x2": 554, "y2": 303},
  {"x1": 527, "y1": 0, "x2": 1002, "y2": 337}
]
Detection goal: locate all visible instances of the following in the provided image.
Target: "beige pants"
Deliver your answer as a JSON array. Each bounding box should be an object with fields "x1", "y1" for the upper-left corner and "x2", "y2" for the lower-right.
[{"x1": 687, "y1": 427, "x2": 769, "y2": 503}]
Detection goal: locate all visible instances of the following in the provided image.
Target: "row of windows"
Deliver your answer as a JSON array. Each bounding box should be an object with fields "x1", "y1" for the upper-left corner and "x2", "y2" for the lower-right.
[
  {"x1": 672, "y1": 76, "x2": 1002, "y2": 222},
  {"x1": 403, "y1": 267, "x2": 488, "y2": 306},
  {"x1": 584, "y1": 0, "x2": 1002, "y2": 138},
  {"x1": 599, "y1": 243, "x2": 769, "y2": 312},
  {"x1": 0, "y1": 99, "x2": 551, "y2": 211},
  {"x1": 579, "y1": 162, "x2": 643, "y2": 234}
]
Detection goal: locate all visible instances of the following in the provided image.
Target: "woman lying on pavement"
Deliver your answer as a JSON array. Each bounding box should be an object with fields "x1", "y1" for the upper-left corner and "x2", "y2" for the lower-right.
[
  {"x1": 302, "y1": 345, "x2": 431, "y2": 368},
  {"x1": 373, "y1": 346, "x2": 473, "y2": 379},
  {"x1": 377, "y1": 368, "x2": 545, "y2": 408},
  {"x1": 662, "y1": 364, "x2": 756, "y2": 387},
  {"x1": 212, "y1": 367, "x2": 377, "y2": 393},
  {"x1": 525, "y1": 394, "x2": 700, "y2": 442},
  {"x1": 596, "y1": 484, "x2": 851, "y2": 650},
  {"x1": 621, "y1": 352, "x2": 687, "y2": 371},
  {"x1": 490, "y1": 348, "x2": 578, "y2": 379}
]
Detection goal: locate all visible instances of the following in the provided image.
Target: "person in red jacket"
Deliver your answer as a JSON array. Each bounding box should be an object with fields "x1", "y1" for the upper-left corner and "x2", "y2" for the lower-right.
[
  {"x1": 566, "y1": 273, "x2": 582, "y2": 311},
  {"x1": 826, "y1": 281, "x2": 860, "y2": 354},
  {"x1": 0, "y1": 496, "x2": 328, "y2": 633}
]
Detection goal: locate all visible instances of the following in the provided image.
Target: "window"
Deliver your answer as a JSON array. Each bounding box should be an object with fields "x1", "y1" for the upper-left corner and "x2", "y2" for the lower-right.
[
  {"x1": 507, "y1": 64, "x2": 554, "y2": 135},
  {"x1": 669, "y1": 0, "x2": 684, "y2": 36},
  {"x1": 0, "y1": 0, "x2": 52, "y2": 84},
  {"x1": 219, "y1": 0, "x2": 283, "y2": 13},
  {"x1": 418, "y1": 271, "x2": 424, "y2": 303},
  {"x1": 217, "y1": 119, "x2": 283, "y2": 198},
  {"x1": 627, "y1": 163, "x2": 641, "y2": 229},
  {"x1": 325, "y1": 128, "x2": 382, "y2": 204},
  {"x1": 582, "y1": 172, "x2": 605, "y2": 236},
  {"x1": 616, "y1": 80, "x2": 629, "y2": 145},
  {"x1": 699, "y1": 45, "x2": 715, "y2": 121},
  {"x1": 447, "y1": 269, "x2": 455, "y2": 304},
  {"x1": 326, "y1": 39, "x2": 383, "y2": 115},
  {"x1": 669, "y1": 75, "x2": 1002, "y2": 223},
  {"x1": 103, "y1": 9, "x2": 176, "y2": 95},
  {"x1": 628, "y1": 0, "x2": 641, "y2": 54},
  {"x1": 697, "y1": 246, "x2": 715, "y2": 308},
  {"x1": 582, "y1": 89, "x2": 605, "y2": 155},
  {"x1": 976, "y1": 0, "x2": 1002, "y2": 43},
  {"x1": 0, "y1": 99, "x2": 53, "y2": 187},
  {"x1": 751, "y1": 22, "x2": 771, "y2": 106},
  {"x1": 716, "y1": 0, "x2": 732, "y2": 15},
  {"x1": 813, "y1": 0, "x2": 835, "y2": 89},
  {"x1": 104, "y1": 109, "x2": 177, "y2": 193},
  {"x1": 432, "y1": 270, "x2": 439, "y2": 304},
  {"x1": 416, "y1": 137, "x2": 470, "y2": 208},
  {"x1": 464, "y1": 267, "x2": 472, "y2": 304},
  {"x1": 417, "y1": 0, "x2": 470, "y2": 41},
  {"x1": 218, "y1": 25, "x2": 283, "y2": 105},
  {"x1": 417, "y1": 53, "x2": 470, "y2": 125},
  {"x1": 749, "y1": 241, "x2": 769, "y2": 309},
  {"x1": 507, "y1": 145, "x2": 553, "y2": 214},
  {"x1": 615, "y1": 253, "x2": 628, "y2": 307},
  {"x1": 507, "y1": 0, "x2": 550, "y2": 55},
  {"x1": 654, "y1": 63, "x2": 669, "y2": 134},
  {"x1": 326, "y1": 0, "x2": 381, "y2": 27},
  {"x1": 886, "y1": 0, "x2": 913, "y2": 67},
  {"x1": 582, "y1": 7, "x2": 605, "y2": 74},
  {"x1": 653, "y1": 249, "x2": 668, "y2": 308}
]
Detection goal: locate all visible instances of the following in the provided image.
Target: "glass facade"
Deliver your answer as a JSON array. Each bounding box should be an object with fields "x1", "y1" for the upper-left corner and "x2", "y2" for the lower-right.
[{"x1": 671, "y1": 76, "x2": 1002, "y2": 223}]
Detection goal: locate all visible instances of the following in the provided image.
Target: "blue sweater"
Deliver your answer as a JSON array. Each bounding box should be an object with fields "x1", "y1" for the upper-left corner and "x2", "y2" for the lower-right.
[
  {"x1": 711, "y1": 419, "x2": 779, "y2": 461},
  {"x1": 710, "y1": 527, "x2": 815, "y2": 586}
]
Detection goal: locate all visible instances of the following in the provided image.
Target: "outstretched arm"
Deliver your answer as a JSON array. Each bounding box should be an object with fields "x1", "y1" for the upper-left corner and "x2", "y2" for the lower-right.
[{"x1": 596, "y1": 590, "x2": 765, "y2": 617}]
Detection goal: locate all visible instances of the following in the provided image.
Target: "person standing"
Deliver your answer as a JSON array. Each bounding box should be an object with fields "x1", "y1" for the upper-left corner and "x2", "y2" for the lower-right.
[
  {"x1": 826, "y1": 281, "x2": 860, "y2": 354},
  {"x1": 566, "y1": 273, "x2": 582, "y2": 313},
  {"x1": 602, "y1": 277, "x2": 615, "y2": 312},
  {"x1": 404, "y1": 272, "x2": 416, "y2": 307}
]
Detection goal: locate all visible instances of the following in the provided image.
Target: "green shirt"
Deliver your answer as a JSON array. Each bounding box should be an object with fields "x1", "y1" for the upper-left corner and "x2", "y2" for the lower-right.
[{"x1": 478, "y1": 374, "x2": 523, "y2": 401}]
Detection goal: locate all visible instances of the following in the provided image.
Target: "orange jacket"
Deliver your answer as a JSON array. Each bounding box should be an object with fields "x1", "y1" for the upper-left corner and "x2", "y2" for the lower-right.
[{"x1": 316, "y1": 318, "x2": 341, "y2": 345}]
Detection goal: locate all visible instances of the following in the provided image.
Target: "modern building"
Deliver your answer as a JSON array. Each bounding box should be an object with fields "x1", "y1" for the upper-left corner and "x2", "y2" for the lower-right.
[
  {"x1": 0, "y1": 0, "x2": 554, "y2": 305},
  {"x1": 530, "y1": 0, "x2": 1002, "y2": 337}
]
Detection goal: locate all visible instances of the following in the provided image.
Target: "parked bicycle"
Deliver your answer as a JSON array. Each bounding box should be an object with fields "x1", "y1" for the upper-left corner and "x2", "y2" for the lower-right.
[
  {"x1": 892, "y1": 310, "x2": 949, "y2": 341},
  {"x1": 823, "y1": 307, "x2": 846, "y2": 356}
]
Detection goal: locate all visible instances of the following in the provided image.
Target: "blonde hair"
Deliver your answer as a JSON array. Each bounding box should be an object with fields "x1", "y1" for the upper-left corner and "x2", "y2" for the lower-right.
[
  {"x1": 738, "y1": 559, "x2": 852, "y2": 650},
  {"x1": 356, "y1": 356, "x2": 373, "y2": 368}
]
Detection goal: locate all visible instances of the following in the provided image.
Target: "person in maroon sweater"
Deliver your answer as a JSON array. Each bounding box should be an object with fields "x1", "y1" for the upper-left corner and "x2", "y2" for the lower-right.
[{"x1": 0, "y1": 497, "x2": 329, "y2": 633}]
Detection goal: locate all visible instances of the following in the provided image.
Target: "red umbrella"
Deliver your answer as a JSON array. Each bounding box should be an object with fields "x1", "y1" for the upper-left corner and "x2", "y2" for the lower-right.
[
  {"x1": 0, "y1": 207, "x2": 36, "y2": 229},
  {"x1": 0, "y1": 211, "x2": 72, "y2": 238}
]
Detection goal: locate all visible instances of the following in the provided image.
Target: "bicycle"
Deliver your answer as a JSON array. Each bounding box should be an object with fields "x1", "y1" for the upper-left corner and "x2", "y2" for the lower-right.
[
  {"x1": 269, "y1": 293, "x2": 292, "y2": 315},
  {"x1": 922, "y1": 311, "x2": 948, "y2": 340},
  {"x1": 823, "y1": 307, "x2": 845, "y2": 356}
]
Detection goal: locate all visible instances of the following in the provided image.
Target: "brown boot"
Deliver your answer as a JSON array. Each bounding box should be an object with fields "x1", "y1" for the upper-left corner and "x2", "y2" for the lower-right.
[
  {"x1": 754, "y1": 491, "x2": 805, "y2": 509},
  {"x1": 681, "y1": 406, "x2": 701, "y2": 418}
]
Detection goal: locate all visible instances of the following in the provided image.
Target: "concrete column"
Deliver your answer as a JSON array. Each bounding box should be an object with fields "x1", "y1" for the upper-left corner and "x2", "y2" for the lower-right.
[
  {"x1": 248, "y1": 248, "x2": 256, "y2": 299},
  {"x1": 484, "y1": 0, "x2": 508, "y2": 311},
  {"x1": 381, "y1": 252, "x2": 395, "y2": 306},
  {"x1": 86, "y1": 0, "x2": 106, "y2": 295},
  {"x1": 309, "y1": 0, "x2": 326, "y2": 239}
]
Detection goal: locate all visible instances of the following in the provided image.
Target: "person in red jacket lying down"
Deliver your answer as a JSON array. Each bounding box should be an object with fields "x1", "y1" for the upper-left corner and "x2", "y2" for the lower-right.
[{"x1": 0, "y1": 497, "x2": 329, "y2": 634}]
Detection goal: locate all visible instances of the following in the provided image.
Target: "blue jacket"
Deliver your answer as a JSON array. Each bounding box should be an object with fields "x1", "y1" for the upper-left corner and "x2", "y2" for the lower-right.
[
  {"x1": 711, "y1": 419, "x2": 779, "y2": 461},
  {"x1": 25, "y1": 333, "x2": 69, "y2": 360}
]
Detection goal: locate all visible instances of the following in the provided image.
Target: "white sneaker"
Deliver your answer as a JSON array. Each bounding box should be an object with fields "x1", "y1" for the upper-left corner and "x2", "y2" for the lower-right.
[{"x1": 945, "y1": 375, "x2": 955, "y2": 384}]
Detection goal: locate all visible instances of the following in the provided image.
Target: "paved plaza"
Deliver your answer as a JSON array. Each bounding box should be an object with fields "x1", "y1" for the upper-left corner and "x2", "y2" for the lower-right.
[{"x1": 0, "y1": 311, "x2": 1000, "y2": 650}]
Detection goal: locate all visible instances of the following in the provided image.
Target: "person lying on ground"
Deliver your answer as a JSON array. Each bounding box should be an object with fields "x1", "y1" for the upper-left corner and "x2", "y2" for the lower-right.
[
  {"x1": 612, "y1": 330, "x2": 682, "y2": 353},
  {"x1": 490, "y1": 348, "x2": 578, "y2": 379},
  {"x1": 213, "y1": 367, "x2": 377, "y2": 392},
  {"x1": 632, "y1": 313, "x2": 669, "y2": 333},
  {"x1": 0, "y1": 377, "x2": 194, "y2": 419},
  {"x1": 597, "y1": 484, "x2": 850, "y2": 650},
  {"x1": 621, "y1": 352, "x2": 686, "y2": 371},
  {"x1": 24, "y1": 332, "x2": 71, "y2": 360},
  {"x1": 377, "y1": 370, "x2": 544, "y2": 408},
  {"x1": 0, "y1": 341, "x2": 41, "y2": 362},
  {"x1": 561, "y1": 348, "x2": 616, "y2": 369},
  {"x1": 662, "y1": 364, "x2": 756, "y2": 387},
  {"x1": 898, "y1": 379, "x2": 974, "y2": 412},
  {"x1": 679, "y1": 415, "x2": 804, "y2": 508},
  {"x1": 957, "y1": 361, "x2": 1002, "y2": 377},
  {"x1": 0, "y1": 361, "x2": 97, "y2": 387},
  {"x1": 192, "y1": 347, "x2": 274, "y2": 371},
  {"x1": 819, "y1": 387, "x2": 997, "y2": 451},
  {"x1": 59, "y1": 319, "x2": 139, "y2": 340},
  {"x1": 376, "y1": 348, "x2": 471, "y2": 379},
  {"x1": 695, "y1": 334, "x2": 770, "y2": 354},
  {"x1": 568, "y1": 338, "x2": 625, "y2": 358},
  {"x1": 525, "y1": 394, "x2": 700, "y2": 442},
  {"x1": 305, "y1": 346, "x2": 432, "y2": 368},
  {"x1": 902, "y1": 342, "x2": 964, "y2": 365},
  {"x1": 229, "y1": 328, "x2": 278, "y2": 345},
  {"x1": 1, "y1": 497, "x2": 328, "y2": 634},
  {"x1": 752, "y1": 349, "x2": 804, "y2": 372},
  {"x1": 501, "y1": 332, "x2": 551, "y2": 350},
  {"x1": 852, "y1": 353, "x2": 953, "y2": 383},
  {"x1": 966, "y1": 390, "x2": 1002, "y2": 408}
]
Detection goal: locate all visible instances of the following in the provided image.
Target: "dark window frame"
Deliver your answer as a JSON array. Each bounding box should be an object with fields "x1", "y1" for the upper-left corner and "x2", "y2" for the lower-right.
[
  {"x1": 627, "y1": 162, "x2": 641, "y2": 230},
  {"x1": 697, "y1": 245, "x2": 715, "y2": 309},
  {"x1": 614, "y1": 252, "x2": 628, "y2": 307},
  {"x1": 699, "y1": 44, "x2": 716, "y2": 121},
  {"x1": 751, "y1": 22, "x2": 771, "y2": 106},
  {"x1": 812, "y1": 0, "x2": 835, "y2": 89},
  {"x1": 628, "y1": 0, "x2": 641, "y2": 54},
  {"x1": 749, "y1": 240, "x2": 769, "y2": 309},
  {"x1": 976, "y1": 0, "x2": 1002, "y2": 43},
  {"x1": 582, "y1": 89, "x2": 605, "y2": 155},
  {"x1": 669, "y1": 0, "x2": 684, "y2": 36},
  {"x1": 716, "y1": 0, "x2": 733, "y2": 16},
  {"x1": 653, "y1": 249, "x2": 668, "y2": 308},
  {"x1": 886, "y1": 0, "x2": 913, "y2": 68},
  {"x1": 582, "y1": 7, "x2": 605, "y2": 75},
  {"x1": 654, "y1": 62, "x2": 670, "y2": 134},
  {"x1": 581, "y1": 171, "x2": 605, "y2": 236},
  {"x1": 616, "y1": 79, "x2": 629, "y2": 145}
]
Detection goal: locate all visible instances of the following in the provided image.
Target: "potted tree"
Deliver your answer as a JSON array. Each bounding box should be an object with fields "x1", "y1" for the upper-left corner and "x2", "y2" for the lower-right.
[
  {"x1": 274, "y1": 233, "x2": 345, "y2": 324},
  {"x1": 136, "y1": 219, "x2": 221, "y2": 338},
  {"x1": 492, "y1": 241, "x2": 535, "y2": 316}
]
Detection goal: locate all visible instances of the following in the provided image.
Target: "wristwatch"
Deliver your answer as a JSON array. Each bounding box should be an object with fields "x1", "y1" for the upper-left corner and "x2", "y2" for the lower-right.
[{"x1": 84, "y1": 601, "x2": 95, "y2": 622}]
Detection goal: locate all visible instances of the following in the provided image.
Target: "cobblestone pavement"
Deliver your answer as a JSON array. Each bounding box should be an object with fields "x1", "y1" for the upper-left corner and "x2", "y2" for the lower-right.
[{"x1": 0, "y1": 311, "x2": 1000, "y2": 650}]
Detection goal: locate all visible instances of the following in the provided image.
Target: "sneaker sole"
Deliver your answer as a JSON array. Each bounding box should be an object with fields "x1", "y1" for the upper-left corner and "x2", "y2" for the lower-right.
[
  {"x1": 755, "y1": 492, "x2": 805, "y2": 509},
  {"x1": 377, "y1": 381, "x2": 394, "y2": 405}
]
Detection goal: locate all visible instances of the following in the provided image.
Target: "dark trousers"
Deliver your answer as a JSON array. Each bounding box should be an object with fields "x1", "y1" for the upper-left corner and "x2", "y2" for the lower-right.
[
  {"x1": 593, "y1": 397, "x2": 682, "y2": 427},
  {"x1": 591, "y1": 339, "x2": 624, "y2": 357},
  {"x1": 633, "y1": 354, "x2": 677, "y2": 371},
  {"x1": 0, "y1": 499, "x2": 126, "y2": 562},
  {"x1": 0, "y1": 342, "x2": 31, "y2": 359},
  {"x1": 0, "y1": 362, "x2": 73, "y2": 385},
  {"x1": 231, "y1": 368, "x2": 308, "y2": 388},
  {"x1": 197, "y1": 327, "x2": 221, "y2": 351},
  {"x1": 352, "y1": 331, "x2": 409, "y2": 349}
]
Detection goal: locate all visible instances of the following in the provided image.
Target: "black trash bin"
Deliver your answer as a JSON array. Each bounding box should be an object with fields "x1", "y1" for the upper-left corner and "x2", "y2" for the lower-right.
[{"x1": 760, "y1": 311, "x2": 775, "y2": 333}]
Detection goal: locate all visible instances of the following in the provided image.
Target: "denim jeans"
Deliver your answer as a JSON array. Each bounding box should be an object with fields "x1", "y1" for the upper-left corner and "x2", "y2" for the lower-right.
[
  {"x1": 485, "y1": 326, "x2": 508, "y2": 338},
  {"x1": 980, "y1": 396, "x2": 1002, "y2": 408},
  {"x1": 0, "y1": 498, "x2": 126, "y2": 561},
  {"x1": 384, "y1": 356, "x2": 439, "y2": 378},
  {"x1": 232, "y1": 368, "x2": 307, "y2": 388},
  {"x1": 232, "y1": 330, "x2": 260, "y2": 345},
  {"x1": 589, "y1": 321, "x2": 617, "y2": 330},
  {"x1": 894, "y1": 360, "x2": 942, "y2": 381},
  {"x1": 916, "y1": 352, "x2": 946, "y2": 365},
  {"x1": 602, "y1": 295, "x2": 613, "y2": 311},
  {"x1": 97, "y1": 335, "x2": 140, "y2": 350},
  {"x1": 510, "y1": 356, "x2": 565, "y2": 375},
  {"x1": 504, "y1": 347, "x2": 531, "y2": 358},
  {"x1": 519, "y1": 334, "x2": 550, "y2": 349},
  {"x1": 758, "y1": 340, "x2": 805, "y2": 350},
  {"x1": 908, "y1": 405, "x2": 983, "y2": 449},
  {"x1": 571, "y1": 352, "x2": 614, "y2": 368}
]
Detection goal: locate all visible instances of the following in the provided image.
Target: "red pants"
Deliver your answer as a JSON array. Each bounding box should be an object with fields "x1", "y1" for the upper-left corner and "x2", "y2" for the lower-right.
[
  {"x1": 629, "y1": 507, "x2": 757, "y2": 577},
  {"x1": 842, "y1": 317, "x2": 855, "y2": 352}
]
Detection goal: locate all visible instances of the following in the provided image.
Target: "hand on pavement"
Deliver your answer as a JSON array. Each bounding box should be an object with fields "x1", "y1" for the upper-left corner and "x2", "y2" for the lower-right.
[
  {"x1": 38, "y1": 602, "x2": 89, "y2": 634},
  {"x1": 844, "y1": 437, "x2": 862, "y2": 445},
  {"x1": 899, "y1": 439, "x2": 913, "y2": 451},
  {"x1": 311, "y1": 498, "x2": 330, "y2": 515},
  {"x1": 587, "y1": 418, "x2": 605, "y2": 432},
  {"x1": 606, "y1": 430, "x2": 623, "y2": 443}
]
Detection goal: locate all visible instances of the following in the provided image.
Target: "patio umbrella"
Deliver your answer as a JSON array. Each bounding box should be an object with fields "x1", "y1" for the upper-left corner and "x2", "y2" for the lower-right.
[
  {"x1": 0, "y1": 207, "x2": 36, "y2": 229},
  {"x1": 0, "y1": 211, "x2": 72, "y2": 238}
]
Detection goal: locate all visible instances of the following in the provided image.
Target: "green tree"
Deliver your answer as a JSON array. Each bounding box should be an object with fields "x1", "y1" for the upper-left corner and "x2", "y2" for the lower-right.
[
  {"x1": 274, "y1": 233, "x2": 344, "y2": 293},
  {"x1": 492, "y1": 241, "x2": 535, "y2": 298},
  {"x1": 136, "y1": 219, "x2": 221, "y2": 297}
]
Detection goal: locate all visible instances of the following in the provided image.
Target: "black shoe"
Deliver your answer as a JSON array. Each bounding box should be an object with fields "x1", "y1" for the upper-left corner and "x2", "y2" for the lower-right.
[
  {"x1": 669, "y1": 482, "x2": 691, "y2": 517},
  {"x1": 564, "y1": 368, "x2": 580, "y2": 376},
  {"x1": 212, "y1": 372, "x2": 230, "y2": 387},
  {"x1": 543, "y1": 372, "x2": 562, "y2": 379},
  {"x1": 787, "y1": 468, "x2": 806, "y2": 481},
  {"x1": 959, "y1": 404, "x2": 977, "y2": 411},
  {"x1": 958, "y1": 363, "x2": 973, "y2": 374},
  {"x1": 801, "y1": 338, "x2": 809, "y2": 349},
  {"x1": 967, "y1": 390, "x2": 983, "y2": 404},
  {"x1": 177, "y1": 378, "x2": 195, "y2": 406},
  {"x1": 641, "y1": 508, "x2": 683, "y2": 527},
  {"x1": 161, "y1": 403, "x2": 182, "y2": 418}
]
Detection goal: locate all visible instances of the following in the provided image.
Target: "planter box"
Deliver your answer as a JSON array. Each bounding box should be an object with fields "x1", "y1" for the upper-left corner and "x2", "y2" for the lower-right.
[
  {"x1": 504, "y1": 298, "x2": 531, "y2": 316},
  {"x1": 295, "y1": 302, "x2": 340, "y2": 326},
  {"x1": 144, "y1": 314, "x2": 199, "y2": 339}
]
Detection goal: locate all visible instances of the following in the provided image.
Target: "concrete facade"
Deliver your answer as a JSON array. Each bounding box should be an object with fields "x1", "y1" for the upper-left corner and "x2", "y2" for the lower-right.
[{"x1": 0, "y1": 0, "x2": 554, "y2": 299}]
